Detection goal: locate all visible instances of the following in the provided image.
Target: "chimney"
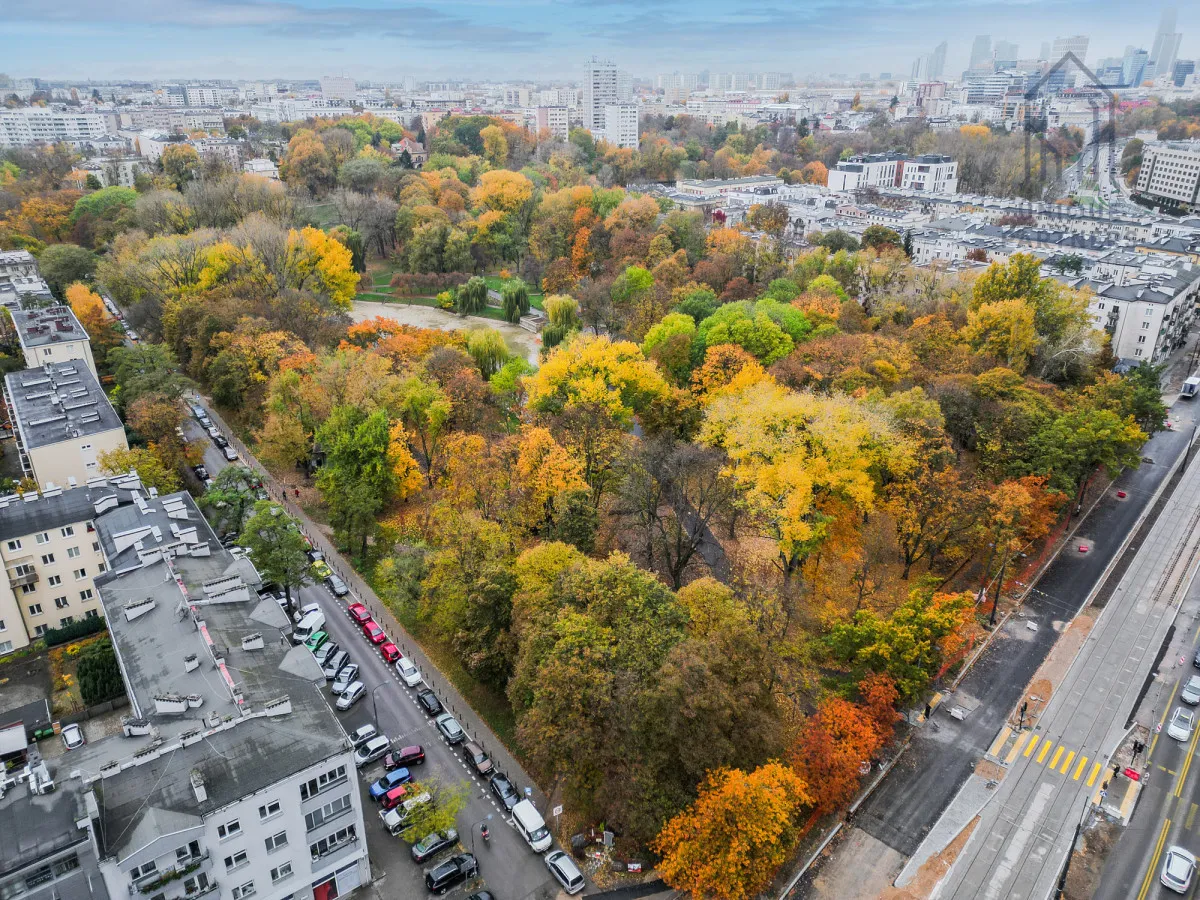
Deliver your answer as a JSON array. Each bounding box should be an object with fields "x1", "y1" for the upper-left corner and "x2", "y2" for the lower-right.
[{"x1": 190, "y1": 769, "x2": 207, "y2": 804}]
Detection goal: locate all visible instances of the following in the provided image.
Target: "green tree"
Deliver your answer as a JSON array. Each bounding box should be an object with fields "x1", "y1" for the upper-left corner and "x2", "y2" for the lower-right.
[
  {"x1": 1030, "y1": 403, "x2": 1146, "y2": 502},
  {"x1": 500, "y1": 278, "x2": 530, "y2": 323},
  {"x1": 37, "y1": 243, "x2": 97, "y2": 299},
  {"x1": 455, "y1": 276, "x2": 488, "y2": 315},
  {"x1": 107, "y1": 343, "x2": 187, "y2": 410},
  {"x1": 316, "y1": 407, "x2": 397, "y2": 556},
  {"x1": 77, "y1": 637, "x2": 125, "y2": 705},
  {"x1": 201, "y1": 465, "x2": 263, "y2": 538},
  {"x1": 466, "y1": 328, "x2": 509, "y2": 378},
  {"x1": 861, "y1": 225, "x2": 902, "y2": 251},
  {"x1": 98, "y1": 446, "x2": 180, "y2": 494},
  {"x1": 396, "y1": 377, "x2": 452, "y2": 485},
  {"x1": 160, "y1": 143, "x2": 201, "y2": 187},
  {"x1": 239, "y1": 501, "x2": 312, "y2": 611},
  {"x1": 397, "y1": 775, "x2": 470, "y2": 843}
]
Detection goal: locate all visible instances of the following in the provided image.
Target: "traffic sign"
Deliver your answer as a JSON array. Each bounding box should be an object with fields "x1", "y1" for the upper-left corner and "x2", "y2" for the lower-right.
[{"x1": 552, "y1": 805, "x2": 563, "y2": 817}]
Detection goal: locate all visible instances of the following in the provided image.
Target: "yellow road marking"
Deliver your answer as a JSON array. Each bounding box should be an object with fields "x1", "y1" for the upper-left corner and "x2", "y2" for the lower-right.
[
  {"x1": 1049, "y1": 745, "x2": 1065, "y2": 769},
  {"x1": 1188, "y1": 803, "x2": 1198, "y2": 831},
  {"x1": 1150, "y1": 704, "x2": 1174, "y2": 761},
  {"x1": 1137, "y1": 818, "x2": 1172, "y2": 900},
  {"x1": 1073, "y1": 755, "x2": 1089, "y2": 780},
  {"x1": 1087, "y1": 762, "x2": 1102, "y2": 787},
  {"x1": 1006, "y1": 732, "x2": 1030, "y2": 765},
  {"x1": 1025, "y1": 735, "x2": 1041, "y2": 758},
  {"x1": 987, "y1": 726, "x2": 1012, "y2": 759},
  {"x1": 1038, "y1": 741, "x2": 1053, "y2": 764},
  {"x1": 1175, "y1": 719, "x2": 1200, "y2": 798},
  {"x1": 1059, "y1": 750, "x2": 1075, "y2": 774}
]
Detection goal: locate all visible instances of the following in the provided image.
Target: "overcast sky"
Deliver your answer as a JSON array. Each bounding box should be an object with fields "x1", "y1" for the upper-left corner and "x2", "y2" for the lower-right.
[{"x1": 1, "y1": 0, "x2": 1196, "y2": 83}]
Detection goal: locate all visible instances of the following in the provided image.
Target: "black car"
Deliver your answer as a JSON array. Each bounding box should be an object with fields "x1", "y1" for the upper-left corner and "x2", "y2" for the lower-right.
[
  {"x1": 424, "y1": 854, "x2": 477, "y2": 894},
  {"x1": 416, "y1": 689, "x2": 443, "y2": 716},
  {"x1": 193, "y1": 464, "x2": 209, "y2": 480},
  {"x1": 1194, "y1": 648, "x2": 1200, "y2": 669},
  {"x1": 411, "y1": 828, "x2": 459, "y2": 863},
  {"x1": 466, "y1": 894, "x2": 495, "y2": 900},
  {"x1": 489, "y1": 772, "x2": 519, "y2": 811}
]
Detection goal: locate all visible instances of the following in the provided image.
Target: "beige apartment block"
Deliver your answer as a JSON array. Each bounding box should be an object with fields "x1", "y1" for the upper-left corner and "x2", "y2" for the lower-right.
[{"x1": 11, "y1": 305, "x2": 97, "y2": 376}]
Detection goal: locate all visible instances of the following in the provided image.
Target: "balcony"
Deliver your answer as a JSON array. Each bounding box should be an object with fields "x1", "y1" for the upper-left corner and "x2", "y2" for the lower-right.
[
  {"x1": 129, "y1": 854, "x2": 211, "y2": 896},
  {"x1": 7, "y1": 565, "x2": 38, "y2": 588}
]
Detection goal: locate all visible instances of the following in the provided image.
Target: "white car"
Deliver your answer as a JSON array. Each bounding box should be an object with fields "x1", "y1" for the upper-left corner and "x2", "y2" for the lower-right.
[
  {"x1": 336, "y1": 681, "x2": 365, "y2": 711},
  {"x1": 1162, "y1": 845, "x2": 1197, "y2": 893},
  {"x1": 1168, "y1": 707, "x2": 1195, "y2": 742},
  {"x1": 396, "y1": 656, "x2": 421, "y2": 687},
  {"x1": 354, "y1": 734, "x2": 390, "y2": 768},
  {"x1": 61, "y1": 723, "x2": 85, "y2": 750}
]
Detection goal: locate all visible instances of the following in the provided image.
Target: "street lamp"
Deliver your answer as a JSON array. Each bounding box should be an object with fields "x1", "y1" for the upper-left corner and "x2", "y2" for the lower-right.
[
  {"x1": 469, "y1": 814, "x2": 493, "y2": 856},
  {"x1": 370, "y1": 683, "x2": 389, "y2": 726}
]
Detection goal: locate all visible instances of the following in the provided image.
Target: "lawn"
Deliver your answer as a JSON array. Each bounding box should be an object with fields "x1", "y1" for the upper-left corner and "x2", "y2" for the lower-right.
[{"x1": 483, "y1": 274, "x2": 544, "y2": 310}]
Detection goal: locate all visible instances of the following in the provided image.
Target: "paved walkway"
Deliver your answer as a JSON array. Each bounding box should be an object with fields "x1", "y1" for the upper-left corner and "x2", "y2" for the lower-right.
[{"x1": 940, "y1": 445, "x2": 1200, "y2": 897}]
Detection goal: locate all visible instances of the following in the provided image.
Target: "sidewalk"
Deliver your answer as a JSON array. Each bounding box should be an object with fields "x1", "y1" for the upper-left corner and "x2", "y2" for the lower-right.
[{"x1": 198, "y1": 398, "x2": 554, "y2": 820}]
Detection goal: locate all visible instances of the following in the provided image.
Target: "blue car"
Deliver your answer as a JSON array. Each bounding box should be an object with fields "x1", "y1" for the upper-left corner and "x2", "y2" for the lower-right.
[{"x1": 369, "y1": 767, "x2": 411, "y2": 800}]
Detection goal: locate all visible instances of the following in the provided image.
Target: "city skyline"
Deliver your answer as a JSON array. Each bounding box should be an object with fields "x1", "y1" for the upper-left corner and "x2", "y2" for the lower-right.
[{"x1": 3, "y1": 0, "x2": 1198, "y2": 83}]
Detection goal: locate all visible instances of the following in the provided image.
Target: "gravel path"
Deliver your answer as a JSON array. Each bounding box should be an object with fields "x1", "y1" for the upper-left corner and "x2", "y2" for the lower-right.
[{"x1": 350, "y1": 299, "x2": 542, "y2": 364}]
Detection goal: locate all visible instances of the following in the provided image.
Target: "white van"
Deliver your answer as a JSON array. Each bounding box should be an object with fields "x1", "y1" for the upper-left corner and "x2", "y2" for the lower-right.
[
  {"x1": 512, "y1": 799, "x2": 552, "y2": 851},
  {"x1": 293, "y1": 610, "x2": 326, "y2": 644}
]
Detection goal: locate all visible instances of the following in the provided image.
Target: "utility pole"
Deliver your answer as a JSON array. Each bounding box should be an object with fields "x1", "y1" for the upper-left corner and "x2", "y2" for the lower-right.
[{"x1": 990, "y1": 548, "x2": 1011, "y2": 627}]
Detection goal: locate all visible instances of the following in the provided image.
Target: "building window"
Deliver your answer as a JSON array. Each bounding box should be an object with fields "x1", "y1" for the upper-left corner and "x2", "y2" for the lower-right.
[
  {"x1": 309, "y1": 826, "x2": 356, "y2": 861},
  {"x1": 129, "y1": 862, "x2": 157, "y2": 880},
  {"x1": 35, "y1": 533, "x2": 49, "y2": 545},
  {"x1": 217, "y1": 820, "x2": 241, "y2": 840},
  {"x1": 80, "y1": 444, "x2": 92, "y2": 452},
  {"x1": 176, "y1": 840, "x2": 201, "y2": 862},
  {"x1": 0, "y1": 641, "x2": 12, "y2": 654},
  {"x1": 85, "y1": 609, "x2": 99, "y2": 619},
  {"x1": 6, "y1": 540, "x2": 21, "y2": 551},
  {"x1": 304, "y1": 794, "x2": 351, "y2": 831},
  {"x1": 230, "y1": 882, "x2": 255, "y2": 900},
  {"x1": 20, "y1": 584, "x2": 36, "y2": 595},
  {"x1": 1135, "y1": 348, "x2": 1144, "y2": 357},
  {"x1": 40, "y1": 554, "x2": 54, "y2": 565},
  {"x1": 59, "y1": 616, "x2": 73, "y2": 626},
  {"x1": 54, "y1": 597, "x2": 69, "y2": 609},
  {"x1": 270, "y1": 864, "x2": 292, "y2": 885},
  {"x1": 48, "y1": 575, "x2": 61, "y2": 587},
  {"x1": 73, "y1": 568, "x2": 86, "y2": 580},
  {"x1": 1142, "y1": 321, "x2": 1151, "y2": 329},
  {"x1": 34, "y1": 624, "x2": 47, "y2": 636},
  {"x1": 1138, "y1": 335, "x2": 1147, "y2": 344},
  {"x1": 299, "y1": 765, "x2": 347, "y2": 800},
  {"x1": 61, "y1": 526, "x2": 74, "y2": 537},
  {"x1": 264, "y1": 831, "x2": 288, "y2": 853},
  {"x1": 224, "y1": 850, "x2": 249, "y2": 872},
  {"x1": 80, "y1": 589, "x2": 94, "y2": 601},
  {"x1": 67, "y1": 547, "x2": 80, "y2": 559},
  {"x1": 28, "y1": 603, "x2": 42, "y2": 616},
  {"x1": 92, "y1": 541, "x2": 100, "y2": 552},
  {"x1": 259, "y1": 800, "x2": 282, "y2": 821},
  {"x1": 0, "y1": 619, "x2": 5, "y2": 632}
]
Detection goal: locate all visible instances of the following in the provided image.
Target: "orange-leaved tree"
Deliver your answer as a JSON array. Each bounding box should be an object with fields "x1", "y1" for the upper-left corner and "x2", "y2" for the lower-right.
[{"x1": 653, "y1": 763, "x2": 811, "y2": 900}]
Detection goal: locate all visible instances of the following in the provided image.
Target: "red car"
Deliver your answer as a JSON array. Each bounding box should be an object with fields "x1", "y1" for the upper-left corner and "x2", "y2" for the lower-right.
[
  {"x1": 348, "y1": 603, "x2": 370, "y2": 625},
  {"x1": 363, "y1": 621, "x2": 386, "y2": 644},
  {"x1": 381, "y1": 642, "x2": 401, "y2": 664},
  {"x1": 385, "y1": 745, "x2": 425, "y2": 769}
]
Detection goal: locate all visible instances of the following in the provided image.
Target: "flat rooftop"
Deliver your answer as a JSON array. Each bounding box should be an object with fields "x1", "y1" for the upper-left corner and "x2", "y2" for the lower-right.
[
  {"x1": 5, "y1": 362, "x2": 122, "y2": 451},
  {"x1": 0, "y1": 759, "x2": 94, "y2": 878},
  {"x1": 83, "y1": 529, "x2": 345, "y2": 859},
  {"x1": 12, "y1": 305, "x2": 90, "y2": 350},
  {"x1": 0, "y1": 473, "x2": 143, "y2": 544}
]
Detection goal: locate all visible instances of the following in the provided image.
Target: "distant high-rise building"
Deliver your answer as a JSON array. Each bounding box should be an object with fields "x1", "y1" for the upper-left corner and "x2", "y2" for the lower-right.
[
  {"x1": 602, "y1": 103, "x2": 639, "y2": 149},
  {"x1": 928, "y1": 41, "x2": 948, "y2": 79},
  {"x1": 994, "y1": 41, "x2": 1020, "y2": 67},
  {"x1": 536, "y1": 106, "x2": 570, "y2": 142},
  {"x1": 1040, "y1": 41, "x2": 1052, "y2": 60},
  {"x1": 1122, "y1": 47, "x2": 1150, "y2": 86},
  {"x1": 1172, "y1": 59, "x2": 1195, "y2": 87},
  {"x1": 1150, "y1": 9, "x2": 1183, "y2": 78},
  {"x1": 319, "y1": 74, "x2": 356, "y2": 102},
  {"x1": 583, "y1": 57, "x2": 626, "y2": 134},
  {"x1": 911, "y1": 56, "x2": 927, "y2": 80},
  {"x1": 1051, "y1": 34, "x2": 1089, "y2": 66},
  {"x1": 969, "y1": 35, "x2": 993, "y2": 70}
]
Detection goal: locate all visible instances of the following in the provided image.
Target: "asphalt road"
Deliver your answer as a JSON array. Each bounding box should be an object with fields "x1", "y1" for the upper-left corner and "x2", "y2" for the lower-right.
[
  {"x1": 851, "y1": 416, "x2": 1194, "y2": 858},
  {"x1": 180, "y1": 412, "x2": 563, "y2": 900}
]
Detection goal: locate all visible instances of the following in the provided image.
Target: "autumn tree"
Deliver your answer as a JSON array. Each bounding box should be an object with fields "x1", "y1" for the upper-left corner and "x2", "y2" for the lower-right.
[
  {"x1": 653, "y1": 764, "x2": 811, "y2": 900},
  {"x1": 238, "y1": 501, "x2": 311, "y2": 611},
  {"x1": 65, "y1": 282, "x2": 123, "y2": 360},
  {"x1": 160, "y1": 143, "x2": 201, "y2": 188},
  {"x1": 99, "y1": 446, "x2": 180, "y2": 494}
]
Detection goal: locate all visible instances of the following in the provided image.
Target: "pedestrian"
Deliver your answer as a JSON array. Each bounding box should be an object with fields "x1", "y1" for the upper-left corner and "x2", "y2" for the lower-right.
[{"x1": 294, "y1": 488, "x2": 300, "y2": 499}]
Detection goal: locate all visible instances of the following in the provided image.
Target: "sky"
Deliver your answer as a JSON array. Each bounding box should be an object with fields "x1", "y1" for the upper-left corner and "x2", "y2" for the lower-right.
[{"x1": 1, "y1": 0, "x2": 1197, "y2": 83}]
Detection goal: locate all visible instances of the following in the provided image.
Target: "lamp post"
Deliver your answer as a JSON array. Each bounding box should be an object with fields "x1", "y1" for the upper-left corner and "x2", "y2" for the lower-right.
[{"x1": 370, "y1": 683, "x2": 389, "y2": 726}]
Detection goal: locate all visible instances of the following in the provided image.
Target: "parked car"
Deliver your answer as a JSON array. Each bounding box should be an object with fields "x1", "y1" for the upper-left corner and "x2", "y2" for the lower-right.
[
  {"x1": 1162, "y1": 845, "x2": 1197, "y2": 893},
  {"x1": 544, "y1": 850, "x2": 585, "y2": 894},
  {"x1": 363, "y1": 621, "x2": 386, "y2": 644},
  {"x1": 326, "y1": 574, "x2": 349, "y2": 597},
  {"x1": 385, "y1": 745, "x2": 425, "y2": 769},
  {"x1": 416, "y1": 689, "x2": 443, "y2": 716},
  {"x1": 304, "y1": 630, "x2": 329, "y2": 653},
  {"x1": 322, "y1": 650, "x2": 350, "y2": 680},
  {"x1": 61, "y1": 723, "x2": 85, "y2": 750},
  {"x1": 348, "y1": 602, "x2": 371, "y2": 624},
  {"x1": 380, "y1": 784, "x2": 416, "y2": 811},
  {"x1": 381, "y1": 642, "x2": 401, "y2": 664},
  {"x1": 424, "y1": 854, "x2": 478, "y2": 895},
  {"x1": 369, "y1": 767, "x2": 412, "y2": 800},
  {"x1": 191, "y1": 404, "x2": 206, "y2": 419},
  {"x1": 461, "y1": 741, "x2": 493, "y2": 776},
  {"x1": 337, "y1": 681, "x2": 366, "y2": 712},
  {"x1": 312, "y1": 560, "x2": 334, "y2": 580},
  {"x1": 396, "y1": 656, "x2": 421, "y2": 687},
  {"x1": 411, "y1": 829, "x2": 459, "y2": 864},
  {"x1": 435, "y1": 713, "x2": 465, "y2": 745},
  {"x1": 1183, "y1": 675, "x2": 1200, "y2": 706},
  {"x1": 331, "y1": 664, "x2": 360, "y2": 695},
  {"x1": 312, "y1": 640, "x2": 340, "y2": 666},
  {"x1": 348, "y1": 724, "x2": 378, "y2": 748},
  {"x1": 206, "y1": 426, "x2": 222, "y2": 441},
  {"x1": 354, "y1": 734, "x2": 390, "y2": 766},
  {"x1": 222, "y1": 445, "x2": 238, "y2": 462},
  {"x1": 1168, "y1": 707, "x2": 1195, "y2": 742},
  {"x1": 293, "y1": 602, "x2": 321, "y2": 624},
  {"x1": 308, "y1": 548, "x2": 325, "y2": 564},
  {"x1": 489, "y1": 771, "x2": 519, "y2": 811},
  {"x1": 193, "y1": 464, "x2": 209, "y2": 480}
]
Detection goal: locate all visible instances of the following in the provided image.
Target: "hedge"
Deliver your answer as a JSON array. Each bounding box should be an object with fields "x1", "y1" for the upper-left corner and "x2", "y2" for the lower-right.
[
  {"x1": 389, "y1": 272, "x2": 472, "y2": 297},
  {"x1": 43, "y1": 615, "x2": 107, "y2": 647}
]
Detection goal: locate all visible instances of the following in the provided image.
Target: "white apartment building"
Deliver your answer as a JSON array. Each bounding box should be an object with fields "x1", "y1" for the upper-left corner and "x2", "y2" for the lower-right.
[
  {"x1": 0, "y1": 473, "x2": 144, "y2": 651},
  {"x1": 535, "y1": 106, "x2": 570, "y2": 142},
  {"x1": 249, "y1": 101, "x2": 352, "y2": 124},
  {"x1": 11, "y1": 305, "x2": 98, "y2": 376},
  {"x1": 827, "y1": 153, "x2": 906, "y2": 191},
  {"x1": 243, "y1": 158, "x2": 280, "y2": 180},
  {"x1": 120, "y1": 130, "x2": 177, "y2": 162},
  {"x1": 0, "y1": 108, "x2": 109, "y2": 149},
  {"x1": 582, "y1": 57, "x2": 630, "y2": 135},
  {"x1": 0, "y1": 250, "x2": 38, "y2": 281},
  {"x1": 4, "y1": 362, "x2": 129, "y2": 490},
  {"x1": 184, "y1": 86, "x2": 224, "y2": 107},
  {"x1": 899, "y1": 154, "x2": 959, "y2": 193},
  {"x1": 194, "y1": 138, "x2": 248, "y2": 167},
  {"x1": 1089, "y1": 263, "x2": 1200, "y2": 362},
  {"x1": 602, "y1": 103, "x2": 639, "y2": 149},
  {"x1": 78, "y1": 156, "x2": 146, "y2": 188},
  {"x1": 1135, "y1": 141, "x2": 1200, "y2": 210},
  {"x1": 320, "y1": 75, "x2": 357, "y2": 103},
  {"x1": 76, "y1": 521, "x2": 369, "y2": 900}
]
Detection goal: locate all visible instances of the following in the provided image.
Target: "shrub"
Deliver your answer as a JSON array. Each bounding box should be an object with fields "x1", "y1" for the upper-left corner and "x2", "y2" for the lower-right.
[
  {"x1": 76, "y1": 637, "x2": 125, "y2": 706},
  {"x1": 42, "y1": 616, "x2": 106, "y2": 647},
  {"x1": 389, "y1": 272, "x2": 472, "y2": 297}
]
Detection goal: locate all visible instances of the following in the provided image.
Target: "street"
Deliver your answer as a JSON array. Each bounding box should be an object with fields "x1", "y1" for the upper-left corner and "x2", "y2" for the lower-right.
[{"x1": 180, "y1": 412, "x2": 564, "y2": 900}]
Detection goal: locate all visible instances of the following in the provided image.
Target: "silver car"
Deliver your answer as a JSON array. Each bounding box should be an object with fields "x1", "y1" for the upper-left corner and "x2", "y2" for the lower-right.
[
  {"x1": 1182, "y1": 675, "x2": 1200, "y2": 706},
  {"x1": 1168, "y1": 707, "x2": 1195, "y2": 742},
  {"x1": 331, "y1": 664, "x2": 360, "y2": 695},
  {"x1": 545, "y1": 849, "x2": 585, "y2": 895},
  {"x1": 337, "y1": 681, "x2": 366, "y2": 711},
  {"x1": 1162, "y1": 845, "x2": 1196, "y2": 893}
]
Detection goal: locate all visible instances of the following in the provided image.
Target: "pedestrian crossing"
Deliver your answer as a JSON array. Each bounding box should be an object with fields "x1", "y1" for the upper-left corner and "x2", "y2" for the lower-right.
[{"x1": 987, "y1": 726, "x2": 1104, "y2": 785}]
